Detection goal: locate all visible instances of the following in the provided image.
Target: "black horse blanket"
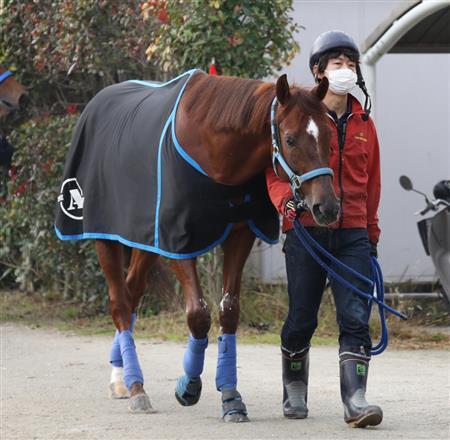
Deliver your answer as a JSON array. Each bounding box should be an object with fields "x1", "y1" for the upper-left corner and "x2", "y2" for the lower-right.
[{"x1": 55, "y1": 70, "x2": 279, "y2": 258}]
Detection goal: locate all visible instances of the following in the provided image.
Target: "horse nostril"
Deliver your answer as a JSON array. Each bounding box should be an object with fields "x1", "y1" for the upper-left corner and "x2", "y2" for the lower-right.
[
  {"x1": 313, "y1": 201, "x2": 340, "y2": 223},
  {"x1": 312, "y1": 203, "x2": 322, "y2": 219}
]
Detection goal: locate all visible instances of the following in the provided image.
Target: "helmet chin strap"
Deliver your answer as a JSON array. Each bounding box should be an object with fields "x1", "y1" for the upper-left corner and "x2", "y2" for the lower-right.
[
  {"x1": 270, "y1": 97, "x2": 334, "y2": 202},
  {"x1": 356, "y1": 65, "x2": 371, "y2": 122}
]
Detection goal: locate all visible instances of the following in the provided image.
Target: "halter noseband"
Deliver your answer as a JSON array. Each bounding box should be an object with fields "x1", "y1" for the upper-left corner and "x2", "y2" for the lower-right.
[
  {"x1": 270, "y1": 97, "x2": 333, "y2": 200},
  {"x1": 0, "y1": 71, "x2": 13, "y2": 84}
]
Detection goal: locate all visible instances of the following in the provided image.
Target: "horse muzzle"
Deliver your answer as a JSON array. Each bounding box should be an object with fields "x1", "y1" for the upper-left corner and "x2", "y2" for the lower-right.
[
  {"x1": 0, "y1": 91, "x2": 28, "y2": 114},
  {"x1": 312, "y1": 198, "x2": 340, "y2": 226}
]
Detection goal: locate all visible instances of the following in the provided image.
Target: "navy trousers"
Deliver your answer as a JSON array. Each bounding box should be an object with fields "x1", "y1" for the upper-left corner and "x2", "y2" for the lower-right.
[{"x1": 282, "y1": 227, "x2": 372, "y2": 354}]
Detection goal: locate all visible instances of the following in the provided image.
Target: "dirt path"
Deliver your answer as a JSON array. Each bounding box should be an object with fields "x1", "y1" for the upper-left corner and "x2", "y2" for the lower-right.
[{"x1": 2, "y1": 324, "x2": 449, "y2": 439}]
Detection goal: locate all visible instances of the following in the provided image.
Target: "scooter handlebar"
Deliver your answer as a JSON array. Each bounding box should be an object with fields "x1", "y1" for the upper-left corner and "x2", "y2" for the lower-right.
[{"x1": 416, "y1": 199, "x2": 450, "y2": 216}]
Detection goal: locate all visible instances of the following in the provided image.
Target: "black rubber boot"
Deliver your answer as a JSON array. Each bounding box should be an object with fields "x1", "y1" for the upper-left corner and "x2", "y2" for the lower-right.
[
  {"x1": 282, "y1": 346, "x2": 309, "y2": 419},
  {"x1": 340, "y1": 350, "x2": 383, "y2": 428}
]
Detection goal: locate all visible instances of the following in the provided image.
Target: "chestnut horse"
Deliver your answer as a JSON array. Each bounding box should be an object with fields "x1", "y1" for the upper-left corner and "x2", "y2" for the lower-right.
[
  {"x1": 63, "y1": 71, "x2": 339, "y2": 421},
  {"x1": 0, "y1": 66, "x2": 26, "y2": 119}
]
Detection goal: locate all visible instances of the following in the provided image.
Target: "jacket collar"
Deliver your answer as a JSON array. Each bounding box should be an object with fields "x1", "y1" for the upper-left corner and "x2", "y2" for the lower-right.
[{"x1": 326, "y1": 94, "x2": 366, "y2": 124}]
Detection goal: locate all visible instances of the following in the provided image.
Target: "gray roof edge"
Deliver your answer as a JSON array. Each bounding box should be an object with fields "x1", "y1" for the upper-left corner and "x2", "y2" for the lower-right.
[{"x1": 361, "y1": 0, "x2": 421, "y2": 54}]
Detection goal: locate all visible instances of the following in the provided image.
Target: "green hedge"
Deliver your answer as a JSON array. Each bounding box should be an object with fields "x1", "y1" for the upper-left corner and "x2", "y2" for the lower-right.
[
  {"x1": 144, "y1": 0, "x2": 300, "y2": 78},
  {"x1": 0, "y1": 1, "x2": 160, "y2": 116},
  {"x1": 0, "y1": 116, "x2": 106, "y2": 300}
]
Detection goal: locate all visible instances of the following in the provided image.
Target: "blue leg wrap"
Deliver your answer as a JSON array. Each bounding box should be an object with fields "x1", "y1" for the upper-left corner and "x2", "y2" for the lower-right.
[
  {"x1": 215, "y1": 333, "x2": 237, "y2": 391},
  {"x1": 109, "y1": 313, "x2": 136, "y2": 367},
  {"x1": 183, "y1": 334, "x2": 208, "y2": 379},
  {"x1": 118, "y1": 329, "x2": 143, "y2": 390}
]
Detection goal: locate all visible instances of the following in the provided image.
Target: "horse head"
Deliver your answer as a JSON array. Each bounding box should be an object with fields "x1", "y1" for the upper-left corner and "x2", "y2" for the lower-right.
[
  {"x1": 273, "y1": 74, "x2": 339, "y2": 226},
  {"x1": 0, "y1": 65, "x2": 27, "y2": 119}
]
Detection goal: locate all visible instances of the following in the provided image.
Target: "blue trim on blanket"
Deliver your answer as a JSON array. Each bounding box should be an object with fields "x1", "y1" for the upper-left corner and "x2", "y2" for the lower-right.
[
  {"x1": 55, "y1": 224, "x2": 234, "y2": 259},
  {"x1": 154, "y1": 69, "x2": 205, "y2": 247},
  {"x1": 129, "y1": 69, "x2": 208, "y2": 177},
  {"x1": 171, "y1": 119, "x2": 208, "y2": 177},
  {"x1": 243, "y1": 194, "x2": 279, "y2": 244},
  {"x1": 247, "y1": 219, "x2": 279, "y2": 245},
  {"x1": 127, "y1": 69, "x2": 198, "y2": 89},
  {"x1": 154, "y1": 114, "x2": 174, "y2": 248},
  {"x1": 170, "y1": 78, "x2": 208, "y2": 176}
]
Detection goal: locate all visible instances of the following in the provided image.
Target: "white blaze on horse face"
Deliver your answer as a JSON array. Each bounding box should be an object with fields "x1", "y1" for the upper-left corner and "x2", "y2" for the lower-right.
[{"x1": 306, "y1": 117, "x2": 319, "y2": 144}]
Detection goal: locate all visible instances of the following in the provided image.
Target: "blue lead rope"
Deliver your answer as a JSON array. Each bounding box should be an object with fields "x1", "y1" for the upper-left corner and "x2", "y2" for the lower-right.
[
  {"x1": 370, "y1": 257, "x2": 389, "y2": 355},
  {"x1": 293, "y1": 219, "x2": 406, "y2": 355}
]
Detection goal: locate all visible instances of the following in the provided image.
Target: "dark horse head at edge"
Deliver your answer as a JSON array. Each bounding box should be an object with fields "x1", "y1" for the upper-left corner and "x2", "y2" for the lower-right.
[{"x1": 0, "y1": 65, "x2": 27, "y2": 119}]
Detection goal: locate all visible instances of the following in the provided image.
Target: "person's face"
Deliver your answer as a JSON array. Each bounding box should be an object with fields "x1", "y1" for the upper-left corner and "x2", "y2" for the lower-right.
[{"x1": 314, "y1": 54, "x2": 356, "y2": 81}]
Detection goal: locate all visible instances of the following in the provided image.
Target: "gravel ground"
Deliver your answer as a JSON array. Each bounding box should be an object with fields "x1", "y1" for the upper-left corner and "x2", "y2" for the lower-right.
[{"x1": 2, "y1": 323, "x2": 449, "y2": 440}]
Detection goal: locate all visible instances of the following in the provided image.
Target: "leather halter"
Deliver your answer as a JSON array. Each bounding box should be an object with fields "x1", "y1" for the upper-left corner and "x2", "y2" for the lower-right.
[{"x1": 0, "y1": 71, "x2": 13, "y2": 83}]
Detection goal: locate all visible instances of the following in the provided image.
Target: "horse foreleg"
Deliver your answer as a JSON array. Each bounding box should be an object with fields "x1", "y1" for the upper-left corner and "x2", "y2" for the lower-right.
[
  {"x1": 171, "y1": 258, "x2": 211, "y2": 406},
  {"x1": 217, "y1": 226, "x2": 255, "y2": 423},
  {"x1": 109, "y1": 249, "x2": 159, "y2": 399},
  {"x1": 96, "y1": 240, "x2": 154, "y2": 413}
]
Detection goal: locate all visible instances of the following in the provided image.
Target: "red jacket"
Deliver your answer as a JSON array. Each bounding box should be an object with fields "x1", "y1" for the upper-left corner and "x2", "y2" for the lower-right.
[{"x1": 265, "y1": 95, "x2": 381, "y2": 244}]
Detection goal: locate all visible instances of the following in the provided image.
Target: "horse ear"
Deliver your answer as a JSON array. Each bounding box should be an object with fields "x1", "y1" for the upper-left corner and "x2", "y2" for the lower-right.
[
  {"x1": 312, "y1": 77, "x2": 328, "y2": 101},
  {"x1": 276, "y1": 74, "x2": 291, "y2": 105}
]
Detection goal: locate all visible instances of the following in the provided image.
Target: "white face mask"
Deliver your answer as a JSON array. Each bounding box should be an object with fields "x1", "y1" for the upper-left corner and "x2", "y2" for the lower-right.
[{"x1": 326, "y1": 68, "x2": 357, "y2": 95}]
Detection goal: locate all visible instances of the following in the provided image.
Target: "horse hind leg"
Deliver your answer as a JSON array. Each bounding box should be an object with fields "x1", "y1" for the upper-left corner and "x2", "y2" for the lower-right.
[
  {"x1": 96, "y1": 240, "x2": 154, "y2": 413},
  {"x1": 108, "y1": 248, "x2": 159, "y2": 399},
  {"x1": 171, "y1": 258, "x2": 211, "y2": 406},
  {"x1": 217, "y1": 225, "x2": 255, "y2": 423}
]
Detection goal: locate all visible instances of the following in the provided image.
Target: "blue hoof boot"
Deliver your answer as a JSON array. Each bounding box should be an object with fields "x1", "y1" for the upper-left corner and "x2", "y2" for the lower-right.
[
  {"x1": 221, "y1": 389, "x2": 249, "y2": 423},
  {"x1": 175, "y1": 375, "x2": 202, "y2": 406}
]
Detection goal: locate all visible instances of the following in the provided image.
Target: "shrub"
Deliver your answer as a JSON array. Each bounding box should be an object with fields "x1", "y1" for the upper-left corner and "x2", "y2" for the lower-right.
[
  {"x1": 0, "y1": 115, "x2": 106, "y2": 301},
  {"x1": 142, "y1": 0, "x2": 300, "y2": 78},
  {"x1": 0, "y1": 1, "x2": 160, "y2": 117}
]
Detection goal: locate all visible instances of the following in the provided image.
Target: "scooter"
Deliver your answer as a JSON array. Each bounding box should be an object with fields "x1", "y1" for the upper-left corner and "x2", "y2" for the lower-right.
[{"x1": 399, "y1": 176, "x2": 450, "y2": 305}]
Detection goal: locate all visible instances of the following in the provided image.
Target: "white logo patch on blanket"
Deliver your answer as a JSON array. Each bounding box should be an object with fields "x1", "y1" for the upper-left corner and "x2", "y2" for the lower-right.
[{"x1": 58, "y1": 178, "x2": 84, "y2": 220}]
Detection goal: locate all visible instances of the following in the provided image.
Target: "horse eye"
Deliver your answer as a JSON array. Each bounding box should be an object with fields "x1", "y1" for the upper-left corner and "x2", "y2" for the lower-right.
[{"x1": 285, "y1": 136, "x2": 295, "y2": 147}]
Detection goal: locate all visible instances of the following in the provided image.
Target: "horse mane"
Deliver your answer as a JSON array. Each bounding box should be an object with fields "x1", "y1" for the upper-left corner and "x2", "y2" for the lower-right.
[{"x1": 183, "y1": 71, "x2": 326, "y2": 134}]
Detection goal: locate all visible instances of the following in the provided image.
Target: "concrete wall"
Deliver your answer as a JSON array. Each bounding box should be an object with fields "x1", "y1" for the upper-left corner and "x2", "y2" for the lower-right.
[{"x1": 248, "y1": 0, "x2": 450, "y2": 283}]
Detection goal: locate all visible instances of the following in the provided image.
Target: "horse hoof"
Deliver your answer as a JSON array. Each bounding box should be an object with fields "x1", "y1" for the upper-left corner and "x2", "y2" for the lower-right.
[
  {"x1": 221, "y1": 389, "x2": 249, "y2": 423},
  {"x1": 223, "y1": 412, "x2": 250, "y2": 423},
  {"x1": 175, "y1": 375, "x2": 202, "y2": 406},
  {"x1": 109, "y1": 381, "x2": 130, "y2": 399},
  {"x1": 128, "y1": 393, "x2": 155, "y2": 414}
]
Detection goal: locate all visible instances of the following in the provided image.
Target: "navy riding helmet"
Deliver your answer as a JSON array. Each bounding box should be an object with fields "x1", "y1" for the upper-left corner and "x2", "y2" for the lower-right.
[
  {"x1": 309, "y1": 30, "x2": 371, "y2": 121},
  {"x1": 309, "y1": 30, "x2": 359, "y2": 72}
]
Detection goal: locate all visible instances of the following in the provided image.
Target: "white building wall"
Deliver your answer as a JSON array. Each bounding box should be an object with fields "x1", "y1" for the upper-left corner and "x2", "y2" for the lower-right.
[{"x1": 248, "y1": 0, "x2": 450, "y2": 283}]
